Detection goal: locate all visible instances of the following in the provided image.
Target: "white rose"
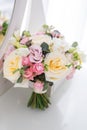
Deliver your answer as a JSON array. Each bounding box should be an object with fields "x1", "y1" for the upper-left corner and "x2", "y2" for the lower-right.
[
  {"x1": 79, "y1": 51, "x2": 87, "y2": 63},
  {"x1": 30, "y1": 34, "x2": 52, "y2": 45},
  {"x1": 3, "y1": 48, "x2": 29, "y2": 83},
  {"x1": 45, "y1": 51, "x2": 70, "y2": 82},
  {"x1": 52, "y1": 38, "x2": 69, "y2": 52}
]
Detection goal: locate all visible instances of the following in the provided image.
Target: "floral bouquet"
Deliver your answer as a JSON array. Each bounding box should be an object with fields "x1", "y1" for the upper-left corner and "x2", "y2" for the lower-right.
[
  {"x1": 3, "y1": 25, "x2": 85, "y2": 110},
  {"x1": 0, "y1": 11, "x2": 8, "y2": 44}
]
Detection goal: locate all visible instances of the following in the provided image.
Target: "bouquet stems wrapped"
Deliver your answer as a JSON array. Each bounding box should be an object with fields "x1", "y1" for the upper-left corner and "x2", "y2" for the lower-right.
[{"x1": 27, "y1": 92, "x2": 51, "y2": 110}]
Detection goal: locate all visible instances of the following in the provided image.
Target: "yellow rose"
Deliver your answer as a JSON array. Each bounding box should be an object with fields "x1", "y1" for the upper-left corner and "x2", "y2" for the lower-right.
[
  {"x1": 45, "y1": 51, "x2": 70, "y2": 82},
  {"x1": 3, "y1": 48, "x2": 29, "y2": 83}
]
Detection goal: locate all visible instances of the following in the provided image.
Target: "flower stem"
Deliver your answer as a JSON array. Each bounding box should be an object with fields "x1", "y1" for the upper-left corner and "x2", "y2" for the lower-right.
[{"x1": 27, "y1": 92, "x2": 51, "y2": 110}]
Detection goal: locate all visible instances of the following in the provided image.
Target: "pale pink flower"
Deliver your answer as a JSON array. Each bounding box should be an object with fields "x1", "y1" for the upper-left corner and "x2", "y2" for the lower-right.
[
  {"x1": 20, "y1": 37, "x2": 29, "y2": 45},
  {"x1": 35, "y1": 32, "x2": 45, "y2": 35},
  {"x1": 34, "y1": 81, "x2": 44, "y2": 93},
  {"x1": 23, "y1": 68, "x2": 34, "y2": 80},
  {"x1": 4, "y1": 45, "x2": 15, "y2": 59},
  {"x1": 66, "y1": 68, "x2": 76, "y2": 80},
  {"x1": 22, "y1": 56, "x2": 31, "y2": 66},
  {"x1": 29, "y1": 45, "x2": 43, "y2": 63},
  {"x1": 52, "y1": 30, "x2": 60, "y2": 38},
  {"x1": 32, "y1": 63, "x2": 44, "y2": 75}
]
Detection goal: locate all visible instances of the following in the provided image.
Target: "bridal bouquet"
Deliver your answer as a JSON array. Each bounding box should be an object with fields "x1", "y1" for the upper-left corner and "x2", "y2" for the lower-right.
[{"x1": 3, "y1": 25, "x2": 85, "y2": 110}]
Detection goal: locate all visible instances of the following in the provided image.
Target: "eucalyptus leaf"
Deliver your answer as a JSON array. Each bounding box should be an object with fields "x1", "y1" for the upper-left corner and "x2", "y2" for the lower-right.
[{"x1": 72, "y1": 42, "x2": 78, "y2": 48}]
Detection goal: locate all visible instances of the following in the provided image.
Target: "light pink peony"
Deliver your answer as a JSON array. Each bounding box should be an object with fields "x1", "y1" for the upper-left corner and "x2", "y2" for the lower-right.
[
  {"x1": 66, "y1": 67, "x2": 76, "y2": 80},
  {"x1": 23, "y1": 68, "x2": 34, "y2": 80},
  {"x1": 32, "y1": 63, "x2": 44, "y2": 75},
  {"x1": 22, "y1": 56, "x2": 31, "y2": 66},
  {"x1": 34, "y1": 81, "x2": 44, "y2": 93},
  {"x1": 20, "y1": 37, "x2": 29, "y2": 45},
  {"x1": 29, "y1": 45, "x2": 43, "y2": 63}
]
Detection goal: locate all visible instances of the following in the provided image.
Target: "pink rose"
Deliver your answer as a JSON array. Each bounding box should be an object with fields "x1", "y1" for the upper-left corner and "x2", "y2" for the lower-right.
[
  {"x1": 34, "y1": 81, "x2": 44, "y2": 93},
  {"x1": 52, "y1": 30, "x2": 61, "y2": 38},
  {"x1": 22, "y1": 56, "x2": 31, "y2": 66},
  {"x1": 66, "y1": 68, "x2": 76, "y2": 80},
  {"x1": 32, "y1": 63, "x2": 44, "y2": 75},
  {"x1": 29, "y1": 45, "x2": 43, "y2": 63},
  {"x1": 4, "y1": 45, "x2": 15, "y2": 59},
  {"x1": 23, "y1": 68, "x2": 34, "y2": 80},
  {"x1": 20, "y1": 37, "x2": 29, "y2": 45}
]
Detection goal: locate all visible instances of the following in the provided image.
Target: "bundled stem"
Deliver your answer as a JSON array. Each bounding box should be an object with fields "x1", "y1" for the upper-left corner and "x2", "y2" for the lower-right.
[{"x1": 27, "y1": 92, "x2": 51, "y2": 110}]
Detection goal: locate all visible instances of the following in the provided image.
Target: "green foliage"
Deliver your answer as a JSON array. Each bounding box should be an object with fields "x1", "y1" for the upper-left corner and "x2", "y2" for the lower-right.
[
  {"x1": 27, "y1": 92, "x2": 51, "y2": 110},
  {"x1": 1, "y1": 21, "x2": 8, "y2": 35},
  {"x1": 44, "y1": 64, "x2": 48, "y2": 71},
  {"x1": 72, "y1": 42, "x2": 78, "y2": 48},
  {"x1": 34, "y1": 73, "x2": 46, "y2": 82},
  {"x1": 41, "y1": 42, "x2": 50, "y2": 55},
  {"x1": 73, "y1": 52, "x2": 80, "y2": 60},
  {"x1": 22, "y1": 30, "x2": 31, "y2": 37},
  {"x1": 43, "y1": 24, "x2": 54, "y2": 33},
  {"x1": 75, "y1": 65, "x2": 82, "y2": 70},
  {"x1": 17, "y1": 75, "x2": 23, "y2": 83},
  {"x1": 66, "y1": 64, "x2": 72, "y2": 68}
]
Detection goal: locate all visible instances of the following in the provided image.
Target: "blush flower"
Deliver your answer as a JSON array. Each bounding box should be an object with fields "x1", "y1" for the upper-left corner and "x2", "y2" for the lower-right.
[
  {"x1": 22, "y1": 56, "x2": 31, "y2": 66},
  {"x1": 66, "y1": 67, "x2": 76, "y2": 80},
  {"x1": 29, "y1": 45, "x2": 43, "y2": 63},
  {"x1": 32, "y1": 63, "x2": 44, "y2": 75},
  {"x1": 23, "y1": 68, "x2": 34, "y2": 80},
  {"x1": 20, "y1": 37, "x2": 29, "y2": 45},
  {"x1": 34, "y1": 81, "x2": 44, "y2": 93}
]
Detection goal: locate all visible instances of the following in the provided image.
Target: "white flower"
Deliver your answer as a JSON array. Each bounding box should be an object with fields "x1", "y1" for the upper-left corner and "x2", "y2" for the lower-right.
[
  {"x1": 79, "y1": 51, "x2": 87, "y2": 63},
  {"x1": 3, "y1": 48, "x2": 29, "y2": 83},
  {"x1": 52, "y1": 38, "x2": 69, "y2": 52},
  {"x1": 45, "y1": 51, "x2": 70, "y2": 82},
  {"x1": 30, "y1": 34, "x2": 52, "y2": 45}
]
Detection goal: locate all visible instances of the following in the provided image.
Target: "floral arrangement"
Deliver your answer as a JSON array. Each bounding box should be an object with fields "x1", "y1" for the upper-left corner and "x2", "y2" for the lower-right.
[
  {"x1": 0, "y1": 11, "x2": 8, "y2": 44},
  {"x1": 3, "y1": 25, "x2": 85, "y2": 110}
]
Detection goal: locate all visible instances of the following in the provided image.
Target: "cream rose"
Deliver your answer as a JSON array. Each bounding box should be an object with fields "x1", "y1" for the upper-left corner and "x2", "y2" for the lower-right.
[
  {"x1": 30, "y1": 34, "x2": 52, "y2": 45},
  {"x1": 45, "y1": 51, "x2": 70, "y2": 82},
  {"x1": 52, "y1": 38, "x2": 69, "y2": 52},
  {"x1": 3, "y1": 48, "x2": 29, "y2": 83}
]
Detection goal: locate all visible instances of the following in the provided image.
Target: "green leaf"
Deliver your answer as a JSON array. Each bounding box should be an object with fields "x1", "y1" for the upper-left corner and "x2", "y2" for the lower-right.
[
  {"x1": 75, "y1": 65, "x2": 82, "y2": 70},
  {"x1": 73, "y1": 52, "x2": 79, "y2": 60},
  {"x1": 22, "y1": 30, "x2": 31, "y2": 37},
  {"x1": 17, "y1": 75, "x2": 23, "y2": 83},
  {"x1": 43, "y1": 24, "x2": 49, "y2": 29},
  {"x1": 43, "y1": 24, "x2": 54, "y2": 33},
  {"x1": 66, "y1": 64, "x2": 72, "y2": 68},
  {"x1": 72, "y1": 42, "x2": 78, "y2": 48},
  {"x1": 2, "y1": 21, "x2": 8, "y2": 35},
  {"x1": 34, "y1": 73, "x2": 46, "y2": 82},
  {"x1": 67, "y1": 48, "x2": 76, "y2": 53},
  {"x1": 19, "y1": 69, "x2": 24, "y2": 75},
  {"x1": 44, "y1": 64, "x2": 48, "y2": 71},
  {"x1": 41, "y1": 42, "x2": 50, "y2": 55}
]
